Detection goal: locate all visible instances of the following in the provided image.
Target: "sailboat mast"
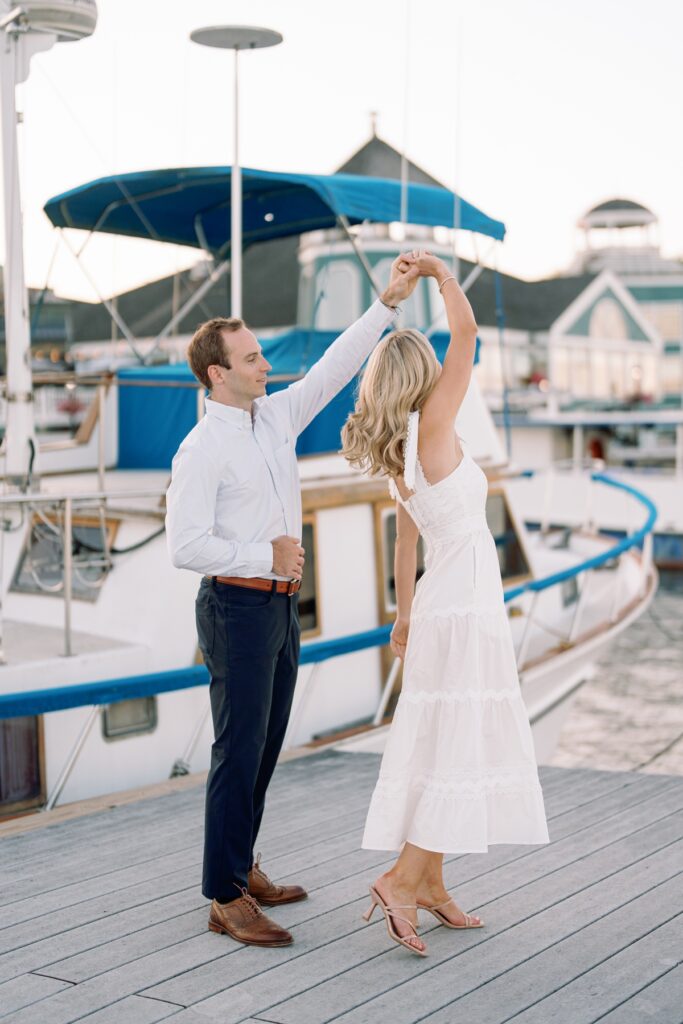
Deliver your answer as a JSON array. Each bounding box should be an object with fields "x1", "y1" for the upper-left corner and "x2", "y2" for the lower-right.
[
  {"x1": 399, "y1": 0, "x2": 411, "y2": 230},
  {"x1": 0, "y1": 16, "x2": 37, "y2": 481},
  {"x1": 0, "y1": 0, "x2": 98, "y2": 481}
]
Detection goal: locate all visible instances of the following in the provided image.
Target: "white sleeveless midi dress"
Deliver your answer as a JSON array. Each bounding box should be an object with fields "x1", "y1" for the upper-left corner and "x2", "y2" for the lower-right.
[{"x1": 362, "y1": 411, "x2": 550, "y2": 854}]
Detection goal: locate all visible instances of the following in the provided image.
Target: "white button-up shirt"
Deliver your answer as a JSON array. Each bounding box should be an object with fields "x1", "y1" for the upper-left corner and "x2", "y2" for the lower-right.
[{"x1": 166, "y1": 300, "x2": 395, "y2": 579}]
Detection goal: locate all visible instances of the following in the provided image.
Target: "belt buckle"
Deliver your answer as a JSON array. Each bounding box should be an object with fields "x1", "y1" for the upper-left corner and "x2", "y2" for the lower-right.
[{"x1": 287, "y1": 578, "x2": 299, "y2": 597}]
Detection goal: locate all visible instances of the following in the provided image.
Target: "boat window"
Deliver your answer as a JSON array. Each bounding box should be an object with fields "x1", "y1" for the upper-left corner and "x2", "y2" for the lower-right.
[
  {"x1": 314, "y1": 260, "x2": 362, "y2": 329},
  {"x1": 486, "y1": 491, "x2": 531, "y2": 583},
  {"x1": 102, "y1": 698, "x2": 157, "y2": 740},
  {"x1": 0, "y1": 717, "x2": 44, "y2": 815},
  {"x1": 381, "y1": 507, "x2": 426, "y2": 610},
  {"x1": 11, "y1": 512, "x2": 118, "y2": 602},
  {"x1": 299, "y1": 517, "x2": 319, "y2": 636}
]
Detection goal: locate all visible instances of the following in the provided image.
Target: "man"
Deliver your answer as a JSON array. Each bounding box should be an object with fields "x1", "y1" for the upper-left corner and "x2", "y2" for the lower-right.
[{"x1": 166, "y1": 254, "x2": 419, "y2": 948}]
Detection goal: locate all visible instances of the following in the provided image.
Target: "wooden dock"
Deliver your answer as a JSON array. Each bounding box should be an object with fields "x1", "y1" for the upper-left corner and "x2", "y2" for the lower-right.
[{"x1": 0, "y1": 750, "x2": 682, "y2": 1024}]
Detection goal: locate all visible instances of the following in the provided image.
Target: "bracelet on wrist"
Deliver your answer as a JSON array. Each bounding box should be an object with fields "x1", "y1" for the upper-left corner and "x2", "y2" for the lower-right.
[
  {"x1": 438, "y1": 275, "x2": 456, "y2": 293},
  {"x1": 380, "y1": 296, "x2": 402, "y2": 314}
]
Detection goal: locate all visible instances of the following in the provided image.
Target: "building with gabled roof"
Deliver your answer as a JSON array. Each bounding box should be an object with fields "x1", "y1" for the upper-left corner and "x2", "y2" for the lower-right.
[{"x1": 20, "y1": 132, "x2": 680, "y2": 405}]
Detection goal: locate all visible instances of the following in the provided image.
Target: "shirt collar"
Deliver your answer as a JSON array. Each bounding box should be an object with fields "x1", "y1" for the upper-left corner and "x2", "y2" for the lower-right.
[{"x1": 205, "y1": 396, "x2": 253, "y2": 431}]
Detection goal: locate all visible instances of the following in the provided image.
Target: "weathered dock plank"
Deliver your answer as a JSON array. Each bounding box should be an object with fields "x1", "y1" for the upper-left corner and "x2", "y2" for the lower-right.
[
  {"x1": 504, "y1": 914, "x2": 683, "y2": 1023},
  {"x1": 593, "y1": 963, "x2": 683, "y2": 1024},
  {"x1": 70, "y1": 994, "x2": 180, "y2": 1023},
  {"x1": 139, "y1": 770, "x2": 676, "y2": 1010},
  {"x1": 0, "y1": 784, "x2": 375, "y2": 938},
  {"x1": 0, "y1": 761, "x2": 377, "y2": 906},
  {"x1": 188, "y1": 812, "x2": 682, "y2": 1024},
  {"x1": 0, "y1": 972, "x2": 72, "y2": 1015},
  {"x1": 368, "y1": 866, "x2": 683, "y2": 1024},
  {"x1": 0, "y1": 751, "x2": 680, "y2": 1024}
]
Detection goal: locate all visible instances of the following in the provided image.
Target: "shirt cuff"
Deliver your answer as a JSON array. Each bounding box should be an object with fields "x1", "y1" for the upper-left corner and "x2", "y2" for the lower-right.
[
  {"x1": 245, "y1": 542, "x2": 274, "y2": 576},
  {"x1": 366, "y1": 297, "x2": 399, "y2": 331}
]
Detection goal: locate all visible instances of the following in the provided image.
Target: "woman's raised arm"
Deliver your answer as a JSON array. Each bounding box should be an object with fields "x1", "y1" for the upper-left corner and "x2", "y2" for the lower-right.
[{"x1": 415, "y1": 252, "x2": 478, "y2": 430}]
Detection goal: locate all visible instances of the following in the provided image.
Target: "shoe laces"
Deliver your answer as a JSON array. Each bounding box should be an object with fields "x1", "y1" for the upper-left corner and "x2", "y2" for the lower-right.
[
  {"x1": 253, "y1": 852, "x2": 268, "y2": 881},
  {"x1": 234, "y1": 885, "x2": 262, "y2": 919}
]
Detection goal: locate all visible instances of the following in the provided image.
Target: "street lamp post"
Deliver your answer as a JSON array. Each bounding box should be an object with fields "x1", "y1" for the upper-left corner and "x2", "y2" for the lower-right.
[{"x1": 189, "y1": 25, "x2": 282, "y2": 319}]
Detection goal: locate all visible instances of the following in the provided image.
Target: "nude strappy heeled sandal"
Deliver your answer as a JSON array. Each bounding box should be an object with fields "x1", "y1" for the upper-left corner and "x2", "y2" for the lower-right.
[
  {"x1": 417, "y1": 897, "x2": 484, "y2": 929},
  {"x1": 362, "y1": 884, "x2": 427, "y2": 956}
]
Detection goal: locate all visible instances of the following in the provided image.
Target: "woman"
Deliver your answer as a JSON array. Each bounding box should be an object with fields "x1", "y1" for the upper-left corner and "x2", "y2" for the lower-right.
[{"x1": 340, "y1": 251, "x2": 550, "y2": 956}]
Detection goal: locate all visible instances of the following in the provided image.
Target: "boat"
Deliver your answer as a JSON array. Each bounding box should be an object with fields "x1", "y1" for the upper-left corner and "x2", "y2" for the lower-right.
[{"x1": 0, "y1": 17, "x2": 658, "y2": 819}]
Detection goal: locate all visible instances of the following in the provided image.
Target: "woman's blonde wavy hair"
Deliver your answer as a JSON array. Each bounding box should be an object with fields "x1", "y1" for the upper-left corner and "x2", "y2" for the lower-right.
[{"x1": 340, "y1": 328, "x2": 441, "y2": 480}]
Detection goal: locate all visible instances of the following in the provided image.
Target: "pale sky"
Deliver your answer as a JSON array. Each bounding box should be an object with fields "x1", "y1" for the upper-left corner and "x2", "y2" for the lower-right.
[{"x1": 6, "y1": 0, "x2": 683, "y2": 304}]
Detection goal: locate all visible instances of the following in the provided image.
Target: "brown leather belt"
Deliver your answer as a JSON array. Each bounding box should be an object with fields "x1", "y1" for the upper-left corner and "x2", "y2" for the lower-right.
[{"x1": 210, "y1": 575, "x2": 301, "y2": 596}]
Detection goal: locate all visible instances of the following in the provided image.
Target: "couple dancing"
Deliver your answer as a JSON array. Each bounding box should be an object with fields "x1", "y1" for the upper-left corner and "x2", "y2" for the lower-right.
[{"x1": 166, "y1": 251, "x2": 549, "y2": 957}]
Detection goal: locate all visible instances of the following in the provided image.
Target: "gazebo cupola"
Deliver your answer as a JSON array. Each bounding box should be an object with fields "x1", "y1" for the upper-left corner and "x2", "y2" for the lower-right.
[{"x1": 574, "y1": 198, "x2": 665, "y2": 274}]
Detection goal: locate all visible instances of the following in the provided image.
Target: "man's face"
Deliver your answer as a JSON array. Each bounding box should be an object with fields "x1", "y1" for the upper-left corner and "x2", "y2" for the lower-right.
[{"x1": 221, "y1": 327, "x2": 272, "y2": 400}]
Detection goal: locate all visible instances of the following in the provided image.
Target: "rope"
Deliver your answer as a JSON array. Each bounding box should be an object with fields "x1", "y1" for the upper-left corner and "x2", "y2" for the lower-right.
[{"x1": 74, "y1": 524, "x2": 165, "y2": 556}]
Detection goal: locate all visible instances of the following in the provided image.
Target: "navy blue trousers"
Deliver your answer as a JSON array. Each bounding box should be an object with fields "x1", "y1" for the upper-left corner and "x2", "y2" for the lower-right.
[{"x1": 195, "y1": 577, "x2": 300, "y2": 900}]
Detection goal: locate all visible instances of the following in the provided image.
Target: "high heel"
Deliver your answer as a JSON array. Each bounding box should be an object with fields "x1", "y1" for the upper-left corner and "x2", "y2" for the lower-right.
[
  {"x1": 362, "y1": 885, "x2": 427, "y2": 956},
  {"x1": 417, "y1": 897, "x2": 484, "y2": 929},
  {"x1": 362, "y1": 899, "x2": 377, "y2": 922}
]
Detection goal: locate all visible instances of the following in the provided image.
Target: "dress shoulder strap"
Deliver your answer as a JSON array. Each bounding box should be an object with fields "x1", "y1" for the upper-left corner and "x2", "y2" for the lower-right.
[{"x1": 403, "y1": 410, "x2": 420, "y2": 491}]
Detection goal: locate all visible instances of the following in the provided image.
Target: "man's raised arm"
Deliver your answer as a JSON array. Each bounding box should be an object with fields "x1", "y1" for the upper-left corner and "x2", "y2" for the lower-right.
[{"x1": 276, "y1": 254, "x2": 419, "y2": 438}]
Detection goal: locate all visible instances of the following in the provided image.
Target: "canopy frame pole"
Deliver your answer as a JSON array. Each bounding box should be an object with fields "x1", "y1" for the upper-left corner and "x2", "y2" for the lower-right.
[
  {"x1": 141, "y1": 258, "x2": 231, "y2": 365},
  {"x1": 70, "y1": 182, "x2": 177, "y2": 263},
  {"x1": 58, "y1": 229, "x2": 145, "y2": 362},
  {"x1": 337, "y1": 215, "x2": 383, "y2": 298}
]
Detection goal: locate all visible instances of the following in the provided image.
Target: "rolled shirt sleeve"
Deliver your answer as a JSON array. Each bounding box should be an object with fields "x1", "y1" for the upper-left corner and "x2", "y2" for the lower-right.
[{"x1": 166, "y1": 446, "x2": 273, "y2": 577}]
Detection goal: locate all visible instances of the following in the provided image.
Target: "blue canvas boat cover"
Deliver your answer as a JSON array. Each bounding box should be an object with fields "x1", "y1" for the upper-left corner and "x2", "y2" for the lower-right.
[
  {"x1": 116, "y1": 329, "x2": 475, "y2": 468},
  {"x1": 44, "y1": 166, "x2": 505, "y2": 252}
]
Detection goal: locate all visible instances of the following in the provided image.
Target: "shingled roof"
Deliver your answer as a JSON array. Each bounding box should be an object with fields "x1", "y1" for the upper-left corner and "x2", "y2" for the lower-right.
[
  {"x1": 336, "y1": 133, "x2": 446, "y2": 187},
  {"x1": 67, "y1": 235, "x2": 299, "y2": 343},
  {"x1": 466, "y1": 267, "x2": 596, "y2": 331}
]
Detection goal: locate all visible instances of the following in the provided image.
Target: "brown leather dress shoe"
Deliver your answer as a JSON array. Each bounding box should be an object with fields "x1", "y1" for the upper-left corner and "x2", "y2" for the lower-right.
[
  {"x1": 247, "y1": 852, "x2": 308, "y2": 906},
  {"x1": 208, "y1": 890, "x2": 293, "y2": 947}
]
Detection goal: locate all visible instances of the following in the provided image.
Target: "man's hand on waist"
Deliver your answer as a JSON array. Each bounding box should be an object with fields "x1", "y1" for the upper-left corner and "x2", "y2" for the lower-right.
[{"x1": 271, "y1": 535, "x2": 305, "y2": 580}]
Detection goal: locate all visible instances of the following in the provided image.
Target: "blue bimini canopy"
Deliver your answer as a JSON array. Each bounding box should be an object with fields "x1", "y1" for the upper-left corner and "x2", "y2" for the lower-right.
[{"x1": 43, "y1": 166, "x2": 505, "y2": 253}]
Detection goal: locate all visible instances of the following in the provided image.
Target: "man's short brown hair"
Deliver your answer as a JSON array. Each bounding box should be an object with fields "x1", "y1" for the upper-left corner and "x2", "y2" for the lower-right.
[{"x1": 187, "y1": 317, "x2": 245, "y2": 390}]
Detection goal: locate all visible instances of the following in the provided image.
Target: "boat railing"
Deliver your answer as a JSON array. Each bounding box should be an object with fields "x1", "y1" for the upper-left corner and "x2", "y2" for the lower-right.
[
  {"x1": 504, "y1": 466, "x2": 657, "y2": 667},
  {"x1": 0, "y1": 487, "x2": 168, "y2": 660},
  {"x1": 0, "y1": 468, "x2": 657, "y2": 812}
]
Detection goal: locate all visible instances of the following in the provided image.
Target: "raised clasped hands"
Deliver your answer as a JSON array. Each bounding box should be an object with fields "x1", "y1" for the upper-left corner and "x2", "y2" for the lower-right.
[
  {"x1": 380, "y1": 251, "x2": 420, "y2": 307},
  {"x1": 382, "y1": 250, "x2": 453, "y2": 308},
  {"x1": 408, "y1": 248, "x2": 451, "y2": 286}
]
